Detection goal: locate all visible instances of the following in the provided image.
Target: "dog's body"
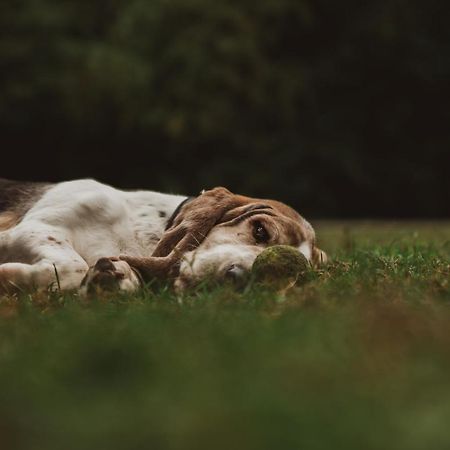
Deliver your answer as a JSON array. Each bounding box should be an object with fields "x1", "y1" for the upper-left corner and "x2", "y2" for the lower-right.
[{"x1": 0, "y1": 178, "x2": 326, "y2": 294}]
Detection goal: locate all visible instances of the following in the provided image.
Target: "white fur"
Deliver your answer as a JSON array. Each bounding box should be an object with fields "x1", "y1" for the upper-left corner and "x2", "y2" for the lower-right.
[
  {"x1": 298, "y1": 241, "x2": 312, "y2": 261},
  {"x1": 175, "y1": 244, "x2": 263, "y2": 291},
  {"x1": 0, "y1": 179, "x2": 185, "y2": 292}
]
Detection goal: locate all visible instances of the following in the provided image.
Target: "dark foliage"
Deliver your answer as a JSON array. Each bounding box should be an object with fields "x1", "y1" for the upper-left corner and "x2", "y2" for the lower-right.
[{"x1": 1, "y1": 0, "x2": 448, "y2": 217}]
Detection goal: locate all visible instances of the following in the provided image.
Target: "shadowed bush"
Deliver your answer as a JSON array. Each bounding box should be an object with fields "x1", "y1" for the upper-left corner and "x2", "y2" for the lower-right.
[{"x1": 1, "y1": 0, "x2": 449, "y2": 217}]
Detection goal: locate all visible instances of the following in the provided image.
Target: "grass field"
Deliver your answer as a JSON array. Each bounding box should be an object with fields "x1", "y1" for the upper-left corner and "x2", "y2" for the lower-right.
[{"x1": 1, "y1": 221, "x2": 449, "y2": 450}]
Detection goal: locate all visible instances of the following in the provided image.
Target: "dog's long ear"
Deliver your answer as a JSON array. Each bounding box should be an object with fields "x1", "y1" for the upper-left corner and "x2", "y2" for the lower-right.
[
  {"x1": 151, "y1": 187, "x2": 248, "y2": 258},
  {"x1": 120, "y1": 188, "x2": 255, "y2": 281}
]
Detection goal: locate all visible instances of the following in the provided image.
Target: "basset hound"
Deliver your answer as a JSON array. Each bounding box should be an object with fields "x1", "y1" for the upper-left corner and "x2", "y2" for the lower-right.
[{"x1": 0, "y1": 178, "x2": 326, "y2": 294}]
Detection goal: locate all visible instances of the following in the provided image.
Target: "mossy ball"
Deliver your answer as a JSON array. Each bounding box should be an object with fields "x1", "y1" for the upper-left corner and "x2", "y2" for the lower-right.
[{"x1": 251, "y1": 245, "x2": 309, "y2": 285}]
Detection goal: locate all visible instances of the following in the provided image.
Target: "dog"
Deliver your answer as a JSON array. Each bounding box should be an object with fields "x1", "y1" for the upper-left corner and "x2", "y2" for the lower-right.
[{"x1": 0, "y1": 178, "x2": 326, "y2": 294}]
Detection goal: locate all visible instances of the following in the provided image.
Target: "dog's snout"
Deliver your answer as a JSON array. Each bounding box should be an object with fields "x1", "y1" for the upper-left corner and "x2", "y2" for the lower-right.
[
  {"x1": 94, "y1": 257, "x2": 115, "y2": 272},
  {"x1": 225, "y1": 264, "x2": 247, "y2": 282}
]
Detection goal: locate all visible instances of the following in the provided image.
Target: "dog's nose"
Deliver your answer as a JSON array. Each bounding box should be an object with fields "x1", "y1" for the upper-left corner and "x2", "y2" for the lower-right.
[
  {"x1": 94, "y1": 257, "x2": 115, "y2": 272},
  {"x1": 225, "y1": 264, "x2": 246, "y2": 282}
]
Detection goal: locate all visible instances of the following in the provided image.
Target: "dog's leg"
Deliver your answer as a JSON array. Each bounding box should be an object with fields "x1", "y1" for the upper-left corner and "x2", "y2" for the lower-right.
[
  {"x1": 0, "y1": 231, "x2": 89, "y2": 294},
  {"x1": 0, "y1": 260, "x2": 83, "y2": 293},
  {"x1": 0, "y1": 255, "x2": 89, "y2": 294}
]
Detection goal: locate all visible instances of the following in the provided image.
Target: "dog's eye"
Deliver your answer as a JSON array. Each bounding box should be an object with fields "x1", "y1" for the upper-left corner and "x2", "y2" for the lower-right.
[{"x1": 252, "y1": 221, "x2": 270, "y2": 243}]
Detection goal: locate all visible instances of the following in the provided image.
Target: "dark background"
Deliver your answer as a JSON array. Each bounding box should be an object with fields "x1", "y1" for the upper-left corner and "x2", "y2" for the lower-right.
[{"x1": 1, "y1": 0, "x2": 448, "y2": 218}]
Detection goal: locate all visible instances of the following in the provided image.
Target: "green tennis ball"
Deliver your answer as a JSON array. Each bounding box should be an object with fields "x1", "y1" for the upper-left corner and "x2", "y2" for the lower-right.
[{"x1": 252, "y1": 245, "x2": 309, "y2": 285}]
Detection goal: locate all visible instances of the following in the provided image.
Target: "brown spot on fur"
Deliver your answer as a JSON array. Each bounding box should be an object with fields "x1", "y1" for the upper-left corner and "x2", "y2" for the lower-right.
[
  {"x1": 0, "y1": 211, "x2": 19, "y2": 231},
  {"x1": 47, "y1": 236, "x2": 62, "y2": 245}
]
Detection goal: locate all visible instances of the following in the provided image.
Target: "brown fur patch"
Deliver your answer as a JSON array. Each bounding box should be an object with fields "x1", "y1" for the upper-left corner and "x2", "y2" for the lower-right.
[
  {"x1": 152, "y1": 187, "x2": 247, "y2": 258},
  {"x1": 0, "y1": 178, "x2": 50, "y2": 222},
  {"x1": 0, "y1": 211, "x2": 20, "y2": 231}
]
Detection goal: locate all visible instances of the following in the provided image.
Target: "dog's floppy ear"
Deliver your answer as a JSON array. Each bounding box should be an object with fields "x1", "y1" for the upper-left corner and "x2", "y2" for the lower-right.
[
  {"x1": 151, "y1": 187, "x2": 247, "y2": 258},
  {"x1": 120, "y1": 187, "x2": 252, "y2": 281}
]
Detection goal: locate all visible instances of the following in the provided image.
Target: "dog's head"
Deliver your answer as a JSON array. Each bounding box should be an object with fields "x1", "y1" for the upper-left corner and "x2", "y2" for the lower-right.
[{"x1": 121, "y1": 187, "x2": 326, "y2": 290}]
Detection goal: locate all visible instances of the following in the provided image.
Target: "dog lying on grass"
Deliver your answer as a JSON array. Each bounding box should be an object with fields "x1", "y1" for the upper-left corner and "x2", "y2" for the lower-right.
[{"x1": 0, "y1": 178, "x2": 326, "y2": 294}]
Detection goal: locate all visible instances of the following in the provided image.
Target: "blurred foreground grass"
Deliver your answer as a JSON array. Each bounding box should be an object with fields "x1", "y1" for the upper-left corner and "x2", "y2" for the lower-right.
[{"x1": 1, "y1": 222, "x2": 449, "y2": 450}]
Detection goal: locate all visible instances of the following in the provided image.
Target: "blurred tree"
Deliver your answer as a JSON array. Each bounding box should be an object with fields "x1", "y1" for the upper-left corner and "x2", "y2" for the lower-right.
[{"x1": 0, "y1": 0, "x2": 448, "y2": 217}]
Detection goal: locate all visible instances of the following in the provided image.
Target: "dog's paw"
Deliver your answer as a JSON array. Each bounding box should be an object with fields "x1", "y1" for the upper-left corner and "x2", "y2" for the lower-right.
[{"x1": 79, "y1": 257, "x2": 142, "y2": 296}]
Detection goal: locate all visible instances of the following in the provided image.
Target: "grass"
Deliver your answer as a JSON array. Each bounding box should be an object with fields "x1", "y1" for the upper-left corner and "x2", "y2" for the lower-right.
[{"x1": 1, "y1": 221, "x2": 449, "y2": 450}]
